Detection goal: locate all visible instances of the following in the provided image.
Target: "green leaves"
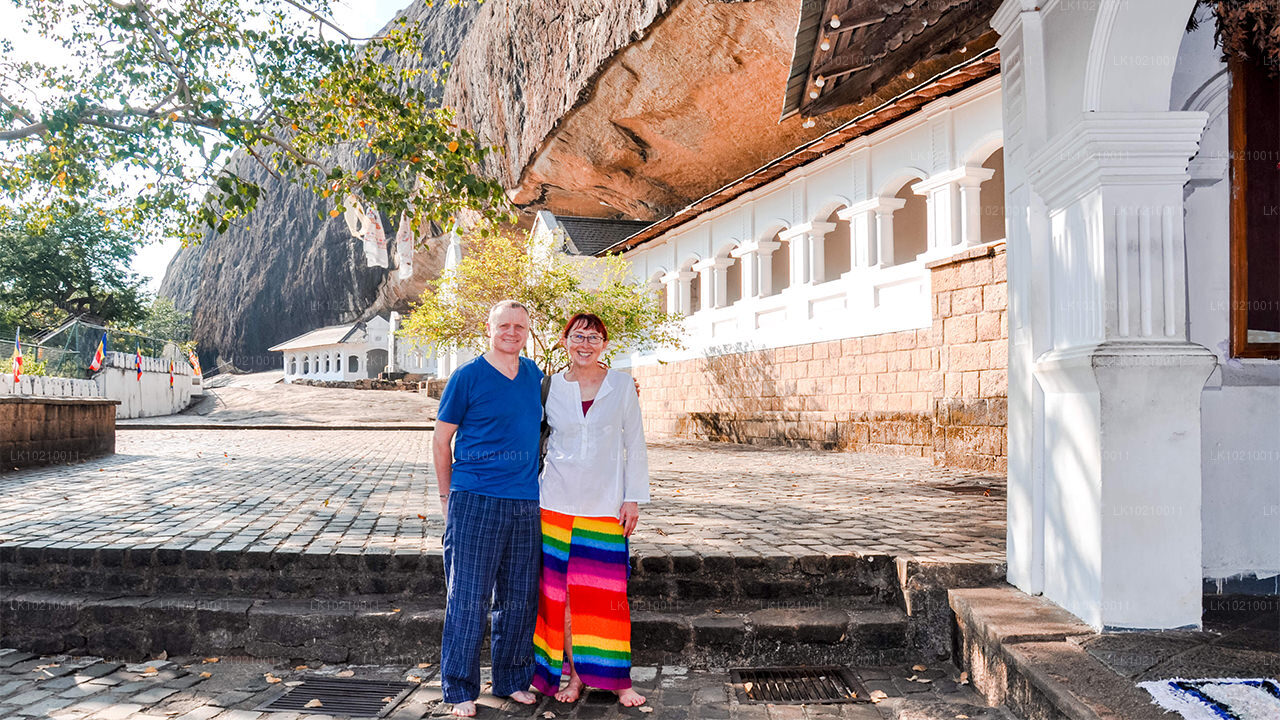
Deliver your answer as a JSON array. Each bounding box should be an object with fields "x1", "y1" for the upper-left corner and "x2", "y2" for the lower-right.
[
  {"x1": 400, "y1": 231, "x2": 685, "y2": 373},
  {"x1": 0, "y1": 0, "x2": 510, "y2": 247}
]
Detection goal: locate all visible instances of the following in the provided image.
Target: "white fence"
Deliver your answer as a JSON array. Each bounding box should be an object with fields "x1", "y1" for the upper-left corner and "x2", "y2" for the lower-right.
[{"x1": 0, "y1": 349, "x2": 202, "y2": 419}]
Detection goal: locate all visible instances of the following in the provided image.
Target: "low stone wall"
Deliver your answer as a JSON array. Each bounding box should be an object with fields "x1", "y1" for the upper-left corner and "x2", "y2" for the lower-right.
[
  {"x1": 0, "y1": 396, "x2": 119, "y2": 470},
  {"x1": 630, "y1": 242, "x2": 1008, "y2": 471}
]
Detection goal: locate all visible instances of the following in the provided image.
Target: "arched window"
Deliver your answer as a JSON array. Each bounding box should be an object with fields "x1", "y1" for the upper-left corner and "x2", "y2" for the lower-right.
[
  {"x1": 823, "y1": 208, "x2": 852, "y2": 281},
  {"x1": 893, "y1": 180, "x2": 928, "y2": 265},
  {"x1": 324, "y1": 355, "x2": 331, "y2": 373},
  {"x1": 288, "y1": 356, "x2": 296, "y2": 375},
  {"x1": 303, "y1": 356, "x2": 310, "y2": 374},
  {"x1": 348, "y1": 355, "x2": 359, "y2": 373},
  {"x1": 770, "y1": 231, "x2": 790, "y2": 295},
  {"x1": 979, "y1": 148, "x2": 1006, "y2": 244}
]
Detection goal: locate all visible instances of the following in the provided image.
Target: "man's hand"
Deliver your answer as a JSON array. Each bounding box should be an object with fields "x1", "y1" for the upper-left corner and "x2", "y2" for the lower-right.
[
  {"x1": 440, "y1": 494, "x2": 449, "y2": 523},
  {"x1": 619, "y1": 502, "x2": 640, "y2": 537}
]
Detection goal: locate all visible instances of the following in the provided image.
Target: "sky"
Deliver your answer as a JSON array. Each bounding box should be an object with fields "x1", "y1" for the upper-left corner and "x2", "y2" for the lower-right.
[{"x1": 0, "y1": 0, "x2": 414, "y2": 294}]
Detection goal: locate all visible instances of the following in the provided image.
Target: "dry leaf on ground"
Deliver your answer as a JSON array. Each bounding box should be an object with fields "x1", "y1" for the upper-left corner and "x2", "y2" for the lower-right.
[
  {"x1": 336, "y1": 669, "x2": 355, "y2": 677},
  {"x1": 304, "y1": 699, "x2": 323, "y2": 708}
]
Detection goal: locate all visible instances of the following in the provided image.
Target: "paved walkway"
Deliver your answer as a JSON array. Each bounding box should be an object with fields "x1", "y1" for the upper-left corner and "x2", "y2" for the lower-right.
[
  {"x1": 0, "y1": 431, "x2": 1003, "y2": 564},
  {"x1": 0, "y1": 648, "x2": 1012, "y2": 720},
  {"x1": 117, "y1": 371, "x2": 438, "y2": 428}
]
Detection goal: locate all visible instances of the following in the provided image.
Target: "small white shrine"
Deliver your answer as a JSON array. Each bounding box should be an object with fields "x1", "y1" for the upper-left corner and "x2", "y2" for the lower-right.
[{"x1": 270, "y1": 313, "x2": 436, "y2": 383}]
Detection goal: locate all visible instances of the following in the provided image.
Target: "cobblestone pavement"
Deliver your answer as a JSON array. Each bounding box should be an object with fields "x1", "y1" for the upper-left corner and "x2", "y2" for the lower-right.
[
  {"x1": 0, "y1": 431, "x2": 1003, "y2": 563},
  {"x1": 0, "y1": 648, "x2": 1012, "y2": 720}
]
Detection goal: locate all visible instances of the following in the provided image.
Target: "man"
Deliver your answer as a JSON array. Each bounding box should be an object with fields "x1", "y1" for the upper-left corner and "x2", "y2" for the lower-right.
[{"x1": 433, "y1": 300, "x2": 543, "y2": 717}]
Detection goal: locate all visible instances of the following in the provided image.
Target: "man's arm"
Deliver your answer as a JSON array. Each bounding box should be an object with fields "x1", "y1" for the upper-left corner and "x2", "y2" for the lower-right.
[{"x1": 433, "y1": 421, "x2": 459, "y2": 517}]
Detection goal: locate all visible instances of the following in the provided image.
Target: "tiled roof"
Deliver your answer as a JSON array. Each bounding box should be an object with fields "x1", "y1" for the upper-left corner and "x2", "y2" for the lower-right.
[
  {"x1": 267, "y1": 322, "x2": 362, "y2": 352},
  {"x1": 555, "y1": 216, "x2": 653, "y2": 256}
]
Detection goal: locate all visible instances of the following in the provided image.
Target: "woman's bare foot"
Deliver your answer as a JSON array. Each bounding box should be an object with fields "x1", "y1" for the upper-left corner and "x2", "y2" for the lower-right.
[
  {"x1": 616, "y1": 687, "x2": 646, "y2": 707},
  {"x1": 555, "y1": 674, "x2": 585, "y2": 703},
  {"x1": 506, "y1": 690, "x2": 537, "y2": 705},
  {"x1": 450, "y1": 700, "x2": 477, "y2": 717}
]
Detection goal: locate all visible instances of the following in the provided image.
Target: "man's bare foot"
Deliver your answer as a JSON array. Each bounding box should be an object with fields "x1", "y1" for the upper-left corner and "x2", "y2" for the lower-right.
[
  {"x1": 555, "y1": 675, "x2": 585, "y2": 703},
  {"x1": 450, "y1": 700, "x2": 477, "y2": 717},
  {"x1": 506, "y1": 690, "x2": 537, "y2": 705},
  {"x1": 616, "y1": 688, "x2": 646, "y2": 707}
]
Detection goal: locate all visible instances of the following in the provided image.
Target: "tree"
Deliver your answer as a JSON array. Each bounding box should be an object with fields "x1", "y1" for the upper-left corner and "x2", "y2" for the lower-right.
[
  {"x1": 0, "y1": 0, "x2": 512, "y2": 243},
  {"x1": 0, "y1": 208, "x2": 147, "y2": 331},
  {"x1": 400, "y1": 232, "x2": 684, "y2": 372},
  {"x1": 128, "y1": 296, "x2": 192, "y2": 342}
]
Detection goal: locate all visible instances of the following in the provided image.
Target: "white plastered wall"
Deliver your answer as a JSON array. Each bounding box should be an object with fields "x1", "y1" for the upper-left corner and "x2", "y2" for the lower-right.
[
  {"x1": 1175, "y1": 9, "x2": 1280, "y2": 587},
  {"x1": 621, "y1": 79, "x2": 1005, "y2": 365}
]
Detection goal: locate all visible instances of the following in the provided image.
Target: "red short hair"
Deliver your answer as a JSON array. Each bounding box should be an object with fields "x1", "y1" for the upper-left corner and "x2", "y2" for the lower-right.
[{"x1": 561, "y1": 313, "x2": 608, "y2": 342}]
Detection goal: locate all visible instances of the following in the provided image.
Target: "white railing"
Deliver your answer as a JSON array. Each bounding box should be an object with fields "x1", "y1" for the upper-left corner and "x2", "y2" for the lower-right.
[{"x1": 623, "y1": 259, "x2": 932, "y2": 366}]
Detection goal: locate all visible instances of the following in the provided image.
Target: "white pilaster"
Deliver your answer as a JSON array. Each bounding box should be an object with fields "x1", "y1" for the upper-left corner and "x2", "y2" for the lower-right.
[
  {"x1": 780, "y1": 222, "x2": 835, "y2": 286},
  {"x1": 1025, "y1": 112, "x2": 1213, "y2": 630},
  {"x1": 732, "y1": 239, "x2": 781, "y2": 298}
]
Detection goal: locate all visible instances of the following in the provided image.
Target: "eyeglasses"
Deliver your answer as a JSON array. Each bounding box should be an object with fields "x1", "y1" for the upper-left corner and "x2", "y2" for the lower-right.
[{"x1": 568, "y1": 333, "x2": 604, "y2": 345}]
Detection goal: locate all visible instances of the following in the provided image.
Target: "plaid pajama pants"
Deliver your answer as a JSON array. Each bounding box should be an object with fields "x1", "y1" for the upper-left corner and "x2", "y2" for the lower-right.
[{"x1": 441, "y1": 490, "x2": 541, "y2": 703}]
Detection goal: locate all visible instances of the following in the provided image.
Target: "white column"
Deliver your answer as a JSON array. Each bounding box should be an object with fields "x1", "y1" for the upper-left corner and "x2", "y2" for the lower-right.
[
  {"x1": 840, "y1": 199, "x2": 904, "y2": 270},
  {"x1": 999, "y1": 0, "x2": 1214, "y2": 631},
  {"x1": 780, "y1": 222, "x2": 835, "y2": 286},
  {"x1": 913, "y1": 166, "x2": 993, "y2": 258},
  {"x1": 957, "y1": 170, "x2": 994, "y2": 247},
  {"x1": 729, "y1": 247, "x2": 756, "y2": 299},
  {"x1": 693, "y1": 257, "x2": 733, "y2": 309},
  {"x1": 661, "y1": 270, "x2": 694, "y2": 315}
]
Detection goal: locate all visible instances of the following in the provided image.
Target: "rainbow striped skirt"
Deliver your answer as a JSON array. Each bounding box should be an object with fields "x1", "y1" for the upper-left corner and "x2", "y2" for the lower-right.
[{"x1": 532, "y1": 509, "x2": 632, "y2": 694}]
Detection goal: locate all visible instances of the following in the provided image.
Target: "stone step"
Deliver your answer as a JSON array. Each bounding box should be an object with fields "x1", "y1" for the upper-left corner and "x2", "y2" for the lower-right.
[
  {"x1": 0, "y1": 591, "x2": 909, "y2": 667},
  {"x1": 0, "y1": 546, "x2": 902, "y2": 604}
]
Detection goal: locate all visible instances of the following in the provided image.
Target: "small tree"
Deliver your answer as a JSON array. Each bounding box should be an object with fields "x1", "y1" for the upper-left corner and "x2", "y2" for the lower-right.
[
  {"x1": 400, "y1": 231, "x2": 683, "y2": 372},
  {"x1": 128, "y1": 296, "x2": 193, "y2": 343}
]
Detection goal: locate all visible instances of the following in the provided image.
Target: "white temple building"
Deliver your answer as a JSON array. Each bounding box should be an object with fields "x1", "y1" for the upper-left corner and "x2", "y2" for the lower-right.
[{"x1": 270, "y1": 313, "x2": 436, "y2": 383}]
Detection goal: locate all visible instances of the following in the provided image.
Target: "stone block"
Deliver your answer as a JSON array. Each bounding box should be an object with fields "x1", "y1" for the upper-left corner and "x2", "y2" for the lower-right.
[
  {"x1": 979, "y1": 370, "x2": 1007, "y2": 398},
  {"x1": 944, "y1": 316, "x2": 976, "y2": 345},
  {"x1": 632, "y1": 612, "x2": 691, "y2": 653},
  {"x1": 935, "y1": 291, "x2": 953, "y2": 319},
  {"x1": 951, "y1": 344, "x2": 990, "y2": 372},
  {"x1": 983, "y1": 282, "x2": 1007, "y2": 312},
  {"x1": 952, "y1": 286, "x2": 984, "y2": 314},
  {"x1": 957, "y1": 257, "x2": 994, "y2": 287},
  {"x1": 976, "y1": 312, "x2": 1003, "y2": 341},
  {"x1": 748, "y1": 608, "x2": 849, "y2": 644},
  {"x1": 691, "y1": 614, "x2": 746, "y2": 646}
]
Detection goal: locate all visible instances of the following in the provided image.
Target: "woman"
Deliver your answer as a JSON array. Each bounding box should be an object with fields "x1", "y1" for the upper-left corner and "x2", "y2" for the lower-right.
[{"x1": 532, "y1": 313, "x2": 649, "y2": 707}]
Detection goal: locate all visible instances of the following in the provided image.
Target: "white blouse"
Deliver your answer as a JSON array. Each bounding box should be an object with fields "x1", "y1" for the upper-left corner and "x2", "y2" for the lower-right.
[{"x1": 539, "y1": 369, "x2": 650, "y2": 518}]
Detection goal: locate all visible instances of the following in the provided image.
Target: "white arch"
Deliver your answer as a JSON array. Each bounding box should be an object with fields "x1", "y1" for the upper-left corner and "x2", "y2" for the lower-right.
[
  {"x1": 713, "y1": 239, "x2": 741, "y2": 259},
  {"x1": 1082, "y1": 0, "x2": 1200, "y2": 113},
  {"x1": 756, "y1": 219, "x2": 790, "y2": 243},
  {"x1": 960, "y1": 131, "x2": 1004, "y2": 169},
  {"x1": 876, "y1": 167, "x2": 930, "y2": 198},
  {"x1": 810, "y1": 195, "x2": 852, "y2": 224}
]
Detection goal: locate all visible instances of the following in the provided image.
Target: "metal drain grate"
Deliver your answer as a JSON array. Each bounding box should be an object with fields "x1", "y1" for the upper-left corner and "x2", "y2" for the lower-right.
[
  {"x1": 729, "y1": 666, "x2": 868, "y2": 704},
  {"x1": 257, "y1": 676, "x2": 416, "y2": 716}
]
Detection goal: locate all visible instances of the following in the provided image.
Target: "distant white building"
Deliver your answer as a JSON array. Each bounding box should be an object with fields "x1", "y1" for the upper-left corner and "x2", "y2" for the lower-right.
[{"x1": 269, "y1": 313, "x2": 436, "y2": 383}]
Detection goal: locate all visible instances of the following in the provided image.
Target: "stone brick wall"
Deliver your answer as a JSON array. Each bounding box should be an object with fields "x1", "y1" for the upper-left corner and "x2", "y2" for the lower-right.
[
  {"x1": 0, "y1": 397, "x2": 118, "y2": 470},
  {"x1": 629, "y1": 241, "x2": 1007, "y2": 471},
  {"x1": 929, "y1": 244, "x2": 1008, "y2": 472}
]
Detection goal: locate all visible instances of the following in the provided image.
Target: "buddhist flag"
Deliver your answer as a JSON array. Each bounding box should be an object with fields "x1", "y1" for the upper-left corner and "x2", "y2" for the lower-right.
[
  {"x1": 10, "y1": 329, "x2": 21, "y2": 384},
  {"x1": 187, "y1": 348, "x2": 202, "y2": 376},
  {"x1": 135, "y1": 347, "x2": 142, "y2": 381},
  {"x1": 89, "y1": 333, "x2": 106, "y2": 372},
  {"x1": 168, "y1": 359, "x2": 174, "y2": 388}
]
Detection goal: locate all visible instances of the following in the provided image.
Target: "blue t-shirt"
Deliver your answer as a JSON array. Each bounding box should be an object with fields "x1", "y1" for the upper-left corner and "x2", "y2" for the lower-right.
[{"x1": 436, "y1": 355, "x2": 543, "y2": 500}]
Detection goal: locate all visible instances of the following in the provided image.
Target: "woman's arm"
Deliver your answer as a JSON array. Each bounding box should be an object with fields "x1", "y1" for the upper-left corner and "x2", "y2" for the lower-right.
[{"x1": 620, "y1": 376, "x2": 650, "y2": 507}]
